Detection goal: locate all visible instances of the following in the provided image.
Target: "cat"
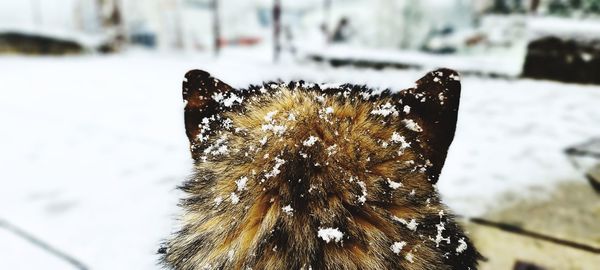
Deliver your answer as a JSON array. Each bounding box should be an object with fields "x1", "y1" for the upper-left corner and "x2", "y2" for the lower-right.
[{"x1": 160, "y1": 68, "x2": 480, "y2": 270}]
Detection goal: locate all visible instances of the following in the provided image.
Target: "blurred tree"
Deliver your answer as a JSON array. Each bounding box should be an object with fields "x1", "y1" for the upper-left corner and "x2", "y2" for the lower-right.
[
  {"x1": 530, "y1": 0, "x2": 541, "y2": 12},
  {"x1": 96, "y1": 0, "x2": 126, "y2": 52},
  {"x1": 570, "y1": 0, "x2": 583, "y2": 9},
  {"x1": 212, "y1": 0, "x2": 220, "y2": 55},
  {"x1": 584, "y1": 0, "x2": 600, "y2": 13},
  {"x1": 332, "y1": 17, "x2": 350, "y2": 43},
  {"x1": 273, "y1": 0, "x2": 281, "y2": 62},
  {"x1": 323, "y1": 0, "x2": 332, "y2": 44},
  {"x1": 548, "y1": 0, "x2": 571, "y2": 15},
  {"x1": 400, "y1": 0, "x2": 425, "y2": 49},
  {"x1": 491, "y1": 0, "x2": 511, "y2": 13},
  {"x1": 513, "y1": 0, "x2": 526, "y2": 12},
  {"x1": 536, "y1": 0, "x2": 600, "y2": 15}
]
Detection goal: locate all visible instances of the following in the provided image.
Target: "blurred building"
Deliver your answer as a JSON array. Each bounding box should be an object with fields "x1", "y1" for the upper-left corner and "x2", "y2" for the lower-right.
[
  {"x1": 0, "y1": 0, "x2": 125, "y2": 53},
  {"x1": 1, "y1": 0, "x2": 599, "y2": 55},
  {"x1": 476, "y1": 0, "x2": 600, "y2": 15},
  {"x1": 273, "y1": 0, "x2": 476, "y2": 50}
]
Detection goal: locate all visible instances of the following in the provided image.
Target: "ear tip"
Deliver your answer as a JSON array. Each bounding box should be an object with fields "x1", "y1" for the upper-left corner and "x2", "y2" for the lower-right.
[
  {"x1": 419, "y1": 68, "x2": 461, "y2": 83},
  {"x1": 416, "y1": 68, "x2": 461, "y2": 96},
  {"x1": 183, "y1": 69, "x2": 213, "y2": 99},
  {"x1": 433, "y1": 68, "x2": 460, "y2": 78},
  {"x1": 184, "y1": 69, "x2": 211, "y2": 81}
]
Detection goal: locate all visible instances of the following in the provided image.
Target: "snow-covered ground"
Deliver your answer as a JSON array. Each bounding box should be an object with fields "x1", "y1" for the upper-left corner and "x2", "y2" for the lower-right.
[
  {"x1": 300, "y1": 44, "x2": 526, "y2": 77},
  {"x1": 1, "y1": 48, "x2": 599, "y2": 269}
]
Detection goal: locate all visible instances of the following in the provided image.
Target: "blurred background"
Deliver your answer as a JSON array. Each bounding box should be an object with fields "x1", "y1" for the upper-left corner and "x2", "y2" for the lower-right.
[{"x1": 0, "y1": 0, "x2": 599, "y2": 269}]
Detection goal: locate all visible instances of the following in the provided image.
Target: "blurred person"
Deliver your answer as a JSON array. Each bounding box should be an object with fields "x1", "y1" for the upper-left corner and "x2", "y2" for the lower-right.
[
  {"x1": 284, "y1": 25, "x2": 297, "y2": 56},
  {"x1": 332, "y1": 17, "x2": 352, "y2": 43}
]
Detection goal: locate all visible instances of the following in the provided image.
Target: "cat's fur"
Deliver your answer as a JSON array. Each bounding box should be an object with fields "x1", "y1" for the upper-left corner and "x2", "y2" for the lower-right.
[{"x1": 160, "y1": 69, "x2": 480, "y2": 270}]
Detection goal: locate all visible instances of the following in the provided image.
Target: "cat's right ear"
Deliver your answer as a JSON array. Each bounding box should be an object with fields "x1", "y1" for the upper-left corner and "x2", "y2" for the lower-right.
[{"x1": 183, "y1": 69, "x2": 234, "y2": 160}]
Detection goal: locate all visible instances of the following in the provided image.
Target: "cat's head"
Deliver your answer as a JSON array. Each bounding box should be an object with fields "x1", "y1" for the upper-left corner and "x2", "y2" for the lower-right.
[
  {"x1": 165, "y1": 69, "x2": 479, "y2": 270},
  {"x1": 182, "y1": 69, "x2": 461, "y2": 185}
]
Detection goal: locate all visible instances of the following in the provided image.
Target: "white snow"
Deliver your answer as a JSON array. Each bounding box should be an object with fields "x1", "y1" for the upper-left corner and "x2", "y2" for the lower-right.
[
  {"x1": 392, "y1": 216, "x2": 418, "y2": 231},
  {"x1": 214, "y1": 196, "x2": 224, "y2": 206},
  {"x1": 403, "y1": 105, "x2": 411, "y2": 114},
  {"x1": 281, "y1": 205, "x2": 293, "y2": 216},
  {"x1": 405, "y1": 219, "x2": 418, "y2": 231},
  {"x1": 528, "y1": 17, "x2": 600, "y2": 40},
  {"x1": 262, "y1": 123, "x2": 287, "y2": 136},
  {"x1": 303, "y1": 136, "x2": 319, "y2": 147},
  {"x1": 432, "y1": 211, "x2": 450, "y2": 247},
  {"x1": 456, "y1": 238, "x2": 468, "y2": 253},
  {"x1": 326, "y1": 145, "x2": 338, "y2": 156},
  {"x1": 230, "y1": 193, "x2": 240, "y2": 205},
  {"x1": 259, "y1": 136, "x2": 269, "y2": 145},
  {"x1": 317, "y1": 228, "x2": 344, "y2": 243},
  {"x1": 264, "y1": 157, "x2": 286, "y2": 179},
  {"x1": 221, "y1": 93, "x2": 243, "y2": 107},
  {"x1": 0, "y1": 46, "x2": 599, "y2": 269},
  {"x1": 371, "y1": 102, "x2": 399, "y2": 117},
  {"x1": 0, "y1": 0, "x2": 108, "y2": 49},
  {"x1": 390, "y1": 241, "x2": 407, "y2": 254},
  {"x1": 235, "y1": 176, "x2": 248, "y2": 191},
  {"x1": 212, "y1": 92, "x2": 225, "y2": 102},
  {"x1": 0, "y1": 228, "x2": 75, "y2": 269},
  {"x1": 319, "y1": 83, "x2": 343, "y2": 90},
  {"x1": 264, "y1": 111, "x2": 278, "y2": 122},
  {"x1": 357, "y1": 181, "x2": 368, "y2": 204},
  {"x1": 204, "y1": 137, "x2": 229, "y2": 156},
  {"x1": 387, "y1": 180, "x2": 402, "y2": 190},
  {"x1": 433, "y1": 222, "x2": 450, "y2": 247},
  {"x1": 402, "y1": 119, "x2": 423, "y2": 132},
  {"x1": 390, "y1": 132, "x2": 410, "y2": 149},
  {"x1": 302, "y1": 44, "x2": 527, "y2": 78}
]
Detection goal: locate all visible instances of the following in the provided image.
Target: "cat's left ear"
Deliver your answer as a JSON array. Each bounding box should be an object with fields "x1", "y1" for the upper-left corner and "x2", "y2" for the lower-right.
[
  {"x1": 183, "y1": 69, "x2": 235, "y2": 160},
  {"x1": 397, "y1": 68, "x2": 461, "y2": 183}
]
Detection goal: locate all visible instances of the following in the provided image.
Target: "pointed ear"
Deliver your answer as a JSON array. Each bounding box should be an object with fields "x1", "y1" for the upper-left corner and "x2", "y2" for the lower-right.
[
  {"x1": 183, "y1": 69, "x2": 234, "y2": 160},
  {"x1": 398, "y1": 68, "x2": 461, "y2": 183}
]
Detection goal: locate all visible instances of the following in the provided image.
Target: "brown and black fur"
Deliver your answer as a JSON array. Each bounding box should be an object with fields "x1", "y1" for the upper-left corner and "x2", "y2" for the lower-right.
[{"x1": 160, "y1": 69, "x2": 481, "y2": 270}]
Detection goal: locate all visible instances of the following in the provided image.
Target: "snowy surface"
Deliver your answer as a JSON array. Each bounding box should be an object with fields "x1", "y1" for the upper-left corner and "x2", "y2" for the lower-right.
[
  {"x1": 528, "y1": 16, "x2": 600, "y2": 40},
  {"x1": 0, "y1": 228, "x2": 74, "y2": 269},
  {"x1": 0, "y1": 0, "x2": 108, "y2": 48},
  {"x1": 0, "y1": 24, "x2": 109, "y2": 49},
  {"x1": 301, "y1": 44, "x2": 527, "y2": 78},
  {"x1": 1, "y1": 48, "x2": 599, "y2": 269}
]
